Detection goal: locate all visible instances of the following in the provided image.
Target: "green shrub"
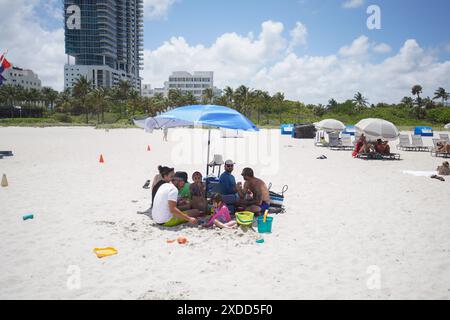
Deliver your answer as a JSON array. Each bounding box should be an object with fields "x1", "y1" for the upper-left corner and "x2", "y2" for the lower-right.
[{"x1": 53, "y1": 113, "x2": 72, "y2": 123}]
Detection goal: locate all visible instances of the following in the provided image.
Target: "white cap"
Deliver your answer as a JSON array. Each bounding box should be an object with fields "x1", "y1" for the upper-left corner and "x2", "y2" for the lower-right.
[{"x1": 225, "y1": 160, "x2": 235, "y2": 166}]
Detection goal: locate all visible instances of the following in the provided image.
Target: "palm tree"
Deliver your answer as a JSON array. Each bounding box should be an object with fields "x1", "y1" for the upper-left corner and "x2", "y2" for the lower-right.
[
  {"x1": 234, "y1": 85, "x2": 251, "y2": 115},
  {"x1": 433, "y1": 87, "x2": 449, "y2": 106},
  {"x1": 41, "y1": 87, "x2": 59, "y2": 111},
  {"x1": 411, "y1": 85, "x2": 423, "y2": 106},
  {"x1": 184, "y1": 91, "x2": 197, "y2": 105},
  {"x1": 401, "y1": 96, "x2": 414, "y2": 108},
  {"x1": 352, "y1": 92, "x2": 369, "y2": 111},
  {"x1": 1, "y1": 85, "x2": 18, "y2": 117},
  {"x1": 273, "y1": 92, "x2": 285, "y2": 124},
  {"x1": 72, "y1": 76, "x2": 92, "y2": 123},
  {"x1": 115, "y1": 80, "x2": 132, "y2": 117},
  {"x1": 89, "y1": 87, "x2": 109, "y2": 123},
  {"x1": 223, "y1": 86, "x2": 234, "y2": 105},
  {"x1": 202, "y1": 88, "x2": 214, "y2": 105},
  {"x1": 55, "y1": 88, "x2": 72, "y2": 114}
]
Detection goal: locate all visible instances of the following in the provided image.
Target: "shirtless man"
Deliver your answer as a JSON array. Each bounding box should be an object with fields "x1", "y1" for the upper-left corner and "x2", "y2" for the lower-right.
[
  {"x1": 375, "y1": 139, "x2": 391, "y2": 155},
  {"x1": 236, "y1": 168, "x2": 270, "y2": 215}
]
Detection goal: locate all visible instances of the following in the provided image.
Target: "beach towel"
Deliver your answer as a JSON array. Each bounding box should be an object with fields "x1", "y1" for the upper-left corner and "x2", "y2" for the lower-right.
[{"x1": 402, "y1": 171, "x2": 438, "y2": 177}]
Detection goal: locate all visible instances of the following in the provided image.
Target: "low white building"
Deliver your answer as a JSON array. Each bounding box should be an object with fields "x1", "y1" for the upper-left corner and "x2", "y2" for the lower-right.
[
  {"x1": 64, "y1": 64, "x2": 141, "y2": 92},
  {"x1": 3, "y1": 66, "x2": 42, "y2": 90},
  {"x1": 144, "y1": 71, "x2": 222, "y2": 100}
]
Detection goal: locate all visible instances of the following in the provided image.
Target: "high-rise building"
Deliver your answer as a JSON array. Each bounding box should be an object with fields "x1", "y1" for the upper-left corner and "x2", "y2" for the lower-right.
[{"x1": 64, "y1": 0, "x2": 143, "y2": 92}]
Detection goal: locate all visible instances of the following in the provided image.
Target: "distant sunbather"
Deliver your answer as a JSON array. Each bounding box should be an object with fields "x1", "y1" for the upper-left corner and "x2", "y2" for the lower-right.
[
  {"x1": 375, "y1": 139, "x2": 391, "y2": 155},
  {"x1": 436, "y1": 142, "x2": 450, "y2": 154},
  {"x1": 437, "y1": 162, "x2": 450, "y2": 176}
]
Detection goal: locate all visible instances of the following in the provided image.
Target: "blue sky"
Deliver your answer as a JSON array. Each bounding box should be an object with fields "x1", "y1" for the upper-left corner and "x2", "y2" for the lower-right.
[
  {"x1": 143, "y1": 0, "x2": 450, "y2": 60},
  {"x1": 2, "y1": 0, "x2": 450, "y2": 102}
]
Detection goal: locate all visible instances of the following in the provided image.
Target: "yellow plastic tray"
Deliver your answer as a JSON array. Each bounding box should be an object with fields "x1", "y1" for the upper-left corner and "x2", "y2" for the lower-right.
[{"x1": 93, "y1": 247, "x2": 118, "y2": 258}]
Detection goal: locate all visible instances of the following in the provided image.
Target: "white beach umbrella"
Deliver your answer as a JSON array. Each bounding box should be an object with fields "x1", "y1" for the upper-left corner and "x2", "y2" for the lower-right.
[
  {"x1": 355, "y1": 118, "x2": 399, "y2": 141},
  {"x1": 445, "y1": 123, "x2": 450, "y2": 130},
  {"x1": 314, "y1": 119, "x2": 346, "y2": 132}
]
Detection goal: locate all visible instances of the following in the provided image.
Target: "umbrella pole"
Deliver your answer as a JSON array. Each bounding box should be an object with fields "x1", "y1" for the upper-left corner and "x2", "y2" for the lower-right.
[{"x1": 205, "y1": 129, "x2": 211, "y2": 202}]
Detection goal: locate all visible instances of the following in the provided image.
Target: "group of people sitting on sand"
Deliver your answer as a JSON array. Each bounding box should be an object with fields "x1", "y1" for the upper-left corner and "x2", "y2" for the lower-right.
[
  {"x1": 353, "y1": 133, "x2": 391, "y2": 157},
  {"x1": 149, "y1": 160, "x2": 270, "y2": 229}
]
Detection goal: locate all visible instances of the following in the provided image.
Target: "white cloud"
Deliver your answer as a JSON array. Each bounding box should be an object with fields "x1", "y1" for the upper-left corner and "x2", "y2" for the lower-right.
[
  {"x1": 373, "y1": 43, "x2": 392, "y2": 54},
  {"x1": 143, "y1": 24, "x2": 450, "y2": 104},
  {"x1": 143, "y1": 0, "x2": 177, "y2": 20},
  {"x1": 289, "y1": 22, "x2": 308, "y2": 48},
  {"x1": 342, "y1": 0, "x2": 365, "y2": 9},
  {"x1": 0, "y1": 0, "x2": 65, "y2": 90}
]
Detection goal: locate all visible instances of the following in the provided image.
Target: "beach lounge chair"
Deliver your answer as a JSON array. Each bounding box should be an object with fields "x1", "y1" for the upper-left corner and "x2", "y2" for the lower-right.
[
  {"x1": 411, "y1": 135, "x2": 430, "y2": 152},
  {"x1": 357, "y1": 152, "x2": 401, "y2": 161},
  {"x1": 208, "y1": 154, "x2": 224, "y2": 176},
  {"x1": 330, "y1": 134, "x2": 354, "y2": 151},
  {"x1": 0, "y1": 151, "x2": 13, "y2": 157},
  {"x1": 431, "y1": 139, "x2": 450, "y2": 158},
  {"x1": 396, "y1": 134, "x2": 415, "y2": 151},
  {"x1": 439, "y1": 133, "x2": 449, "y2": 143}
]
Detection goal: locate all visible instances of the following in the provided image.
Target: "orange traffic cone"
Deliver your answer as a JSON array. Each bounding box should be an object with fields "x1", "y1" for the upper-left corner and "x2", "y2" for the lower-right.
[
  {"x1": 99, "y1": 154, "x2": 105, "y2": 164},
  {"x1": 147, "y1": 145, "x2": 151, "y2": 152},
  {"x1": 1, "y1": 174, "x2": 8, "y2": 187}
]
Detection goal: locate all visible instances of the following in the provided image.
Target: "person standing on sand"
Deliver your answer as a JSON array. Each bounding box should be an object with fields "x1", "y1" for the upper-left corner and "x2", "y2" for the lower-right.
[
  {"x1": 163, "y1": 126, "x2": 169, "y2": 142},
  {"x1": 236, "y1": 168, "x2": 270, "y2": 215},
  {"x1": 152, "y1": 173, "x2": 199, "y2": 227}
]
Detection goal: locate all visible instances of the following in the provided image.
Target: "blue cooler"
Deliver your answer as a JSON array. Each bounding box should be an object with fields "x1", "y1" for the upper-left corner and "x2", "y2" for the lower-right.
[
  {"x1": 414, "y1": 126, "x2": 433, "y2": 137},
  {"x1": 280, "y1": 124, "x2": 294, "y2": 135}
]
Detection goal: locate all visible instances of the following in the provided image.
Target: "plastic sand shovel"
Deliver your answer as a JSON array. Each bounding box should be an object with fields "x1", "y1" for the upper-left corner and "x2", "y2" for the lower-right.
[
  {"x1": 23, "y1": 214, "x2": 34, "y2": 221},
  {"x1": 263, "y1": 210, "x2": 269, "y2": 223},
  {"x1": 93, "y1": 247, "x2": 118, "y2": 258},
  {"x1": 256, "y1": 238, "x2": 265, "y2": 244}
]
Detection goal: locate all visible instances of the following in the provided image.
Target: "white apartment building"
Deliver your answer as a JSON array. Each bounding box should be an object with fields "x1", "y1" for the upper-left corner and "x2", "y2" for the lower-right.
[
  {"x1": 3, "y1": 66, "x2": 42, "y2": 90},
  {"x1": 144, "y1": 71, "x2": 222, "y2": 100}
]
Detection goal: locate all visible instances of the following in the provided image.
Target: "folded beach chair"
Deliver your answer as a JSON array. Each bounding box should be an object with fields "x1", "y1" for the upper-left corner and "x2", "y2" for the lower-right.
[
  {"x1": 338, "y1": 134, "x2": 355, "y2": 151},
  {"x1": 411, "y1": 135, "x2": 430, "y2": 152},
  {"x1": 396, "y1": 134, "x2": 415, "y2": 151},
  {"x1": 328, "y1": 133, "x2": 343, "y2": 150},
  {"x1": 208, "y1": 154, "x2": 224, "y2": 176},
  {"x1": 431, "y1": 138, "x2": 450, "y2": 158},
  {"x1": 439, "y1": 133, "x2": 449, "y2": 143}
]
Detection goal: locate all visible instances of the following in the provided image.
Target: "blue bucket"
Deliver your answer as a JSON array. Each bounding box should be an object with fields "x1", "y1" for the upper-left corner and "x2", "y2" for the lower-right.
[{"x1": 257, "y1": 216, "x2": 273, "y2": 234}]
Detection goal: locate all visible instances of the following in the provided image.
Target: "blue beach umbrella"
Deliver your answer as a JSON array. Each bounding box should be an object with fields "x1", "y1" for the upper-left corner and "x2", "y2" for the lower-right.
[{"x1": 134, "y1": 105, "x2": 259, "y2": 177}]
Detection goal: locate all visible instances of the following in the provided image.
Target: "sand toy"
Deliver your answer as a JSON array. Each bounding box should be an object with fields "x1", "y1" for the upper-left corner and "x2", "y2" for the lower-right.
[{"x1": 93, "y1": 247, "x2": 118, "y2": 258}]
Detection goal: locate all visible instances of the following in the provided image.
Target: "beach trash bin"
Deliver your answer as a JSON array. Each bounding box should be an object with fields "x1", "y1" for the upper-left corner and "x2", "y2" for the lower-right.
[{"x1": 257, "y1": 216, "x2": 273, "y2": 233}]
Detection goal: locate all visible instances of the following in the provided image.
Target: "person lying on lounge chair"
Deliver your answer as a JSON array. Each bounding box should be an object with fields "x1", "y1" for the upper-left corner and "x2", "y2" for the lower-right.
[
  {"x1": 437, "y1": 162, "x2": 450, "y2": 176},
  {"x1": 236, "y1": 168, "x2": 270, "y2": 216},
  {"x1": 375, "y1": 139, "x2": 391, "y2": 155},
  {"x1": 436, "y1": 142, "x2": 450, "y2": 154}
]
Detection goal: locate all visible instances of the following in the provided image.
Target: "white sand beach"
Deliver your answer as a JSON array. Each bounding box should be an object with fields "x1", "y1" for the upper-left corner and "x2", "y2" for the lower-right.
[{"x1": 0, "y1": 126, "x2": 449, "y2": 300}]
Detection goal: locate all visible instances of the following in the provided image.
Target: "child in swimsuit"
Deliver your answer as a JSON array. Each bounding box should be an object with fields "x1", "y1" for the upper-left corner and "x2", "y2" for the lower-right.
[{"x1": 204, "y1": 194, "x2": 237, "y2": 229}]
